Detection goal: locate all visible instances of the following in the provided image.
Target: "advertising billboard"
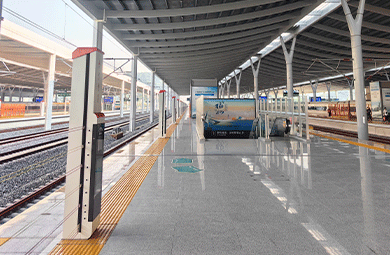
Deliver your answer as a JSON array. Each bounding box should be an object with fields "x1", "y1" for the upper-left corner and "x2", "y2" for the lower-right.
[
  {"x1": 382, "y1": 88, "x2": 390, "y2": 110},
  {"x1": 203, "y1": 99, "x2": 256, "y2": 138},
  {"x1": 370, "y1": 81, "x2": 382, "y2": 118},
  {"x1": 191, "y1": 86, "x2": 218, "y2": 118}
]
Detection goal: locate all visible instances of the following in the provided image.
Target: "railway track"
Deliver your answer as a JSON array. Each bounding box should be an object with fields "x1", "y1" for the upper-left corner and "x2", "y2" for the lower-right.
[
  {"x1": 310, "y1": 125, "x2": 390, "y2": 145},
  {"x1": 0, "y1": 120, "x2": 160, "y2": 220},
  {"x1": 0, "y1": 114, "x2": 153, "y2": 164}
]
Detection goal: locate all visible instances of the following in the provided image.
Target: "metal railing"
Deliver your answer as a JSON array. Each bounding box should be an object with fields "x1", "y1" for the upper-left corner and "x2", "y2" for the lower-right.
[{"x1": 259, "y1": 96, "x2": 310, "y2": 140}]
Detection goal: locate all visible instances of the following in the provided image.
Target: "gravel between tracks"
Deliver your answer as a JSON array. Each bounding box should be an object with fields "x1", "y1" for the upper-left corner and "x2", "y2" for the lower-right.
[{"x1": 0, "y1": 115, "x2": 160, "y2": 208}]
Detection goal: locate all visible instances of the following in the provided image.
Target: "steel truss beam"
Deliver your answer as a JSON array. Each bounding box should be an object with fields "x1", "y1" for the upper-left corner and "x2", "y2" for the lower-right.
[
  {"x1": 106, "y1": 0, "x2": 284, "y2": 18},
  {"x1": 112, "y1": 2, "x2": 311, "y2": 30}
]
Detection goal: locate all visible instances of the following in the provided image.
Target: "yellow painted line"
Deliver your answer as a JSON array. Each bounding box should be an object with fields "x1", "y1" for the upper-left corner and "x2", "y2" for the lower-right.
[
  {"x1": 0, "y1": 238, "x2": 10, "y2": 246},
  {"x1": 49, "y1": 111, "x2": 186, "y2": 255},
  {"x1": 310, "y1": 131, "x2": 390, "y2": 154}
]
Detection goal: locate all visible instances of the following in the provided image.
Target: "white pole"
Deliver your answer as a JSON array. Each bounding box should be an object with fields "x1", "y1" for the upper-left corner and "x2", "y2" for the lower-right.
[
  {"x1": 150, "y1": 70, "x2": 155, "y2": 123},
  {"x1": 45, "y1": 54, "x2": 56, "y2": 130},
  {"x1": 130, "y1": 55, "x2": 138, "y2": 132},
  {"x1": 341, "y1": 0, "x2": 368, "y2": 140},
  {"x1": 120, "y1": 80, "x2": 125, "y2": 118},
  {"x1": 305, "y1": 96, "x2": 310, "y2": 141}
]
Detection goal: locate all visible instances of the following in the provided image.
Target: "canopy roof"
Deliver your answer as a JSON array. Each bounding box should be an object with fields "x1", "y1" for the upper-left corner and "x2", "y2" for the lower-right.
[{"x1": 67, "y1": 1, "x2": 390, "y2": 94}]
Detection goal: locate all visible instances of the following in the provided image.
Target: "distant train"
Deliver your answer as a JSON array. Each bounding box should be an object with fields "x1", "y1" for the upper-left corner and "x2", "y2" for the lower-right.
[{"x1": 308, "y1": 101, "x2": 371, "y2": 119}]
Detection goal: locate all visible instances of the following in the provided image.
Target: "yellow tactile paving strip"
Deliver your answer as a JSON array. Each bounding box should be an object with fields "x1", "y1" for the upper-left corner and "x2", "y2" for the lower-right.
[
  {"x1": 49, "y1": 115, "x2": 185, "y2": 254},
  {"x1": 0, "y1": 238, "x2": 10, "y2": 246},
  {"x1": 310, "y1": 131, "x2": 390, "y2": 154}
]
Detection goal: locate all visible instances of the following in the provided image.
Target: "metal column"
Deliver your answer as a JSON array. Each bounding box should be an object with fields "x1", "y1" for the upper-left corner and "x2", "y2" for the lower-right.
[
  {"x1": 227, "y1": 79, "x2": 231, "y2": 98},
  {"x1": 172, "y1": 96, "x2": 176, "y2": 123},
  {"x1": 274, "y1": 89, "x2": 278, "y2": 99},
  {"x1": 158, "y1": 90, "x2": 166, "y2": 137},
  {"x1": 0, "y1": 0, "x2": 3, "y2": 32},
  {"x1": 45, "y1": 54, "x2": 56, "y2": 130},
  {"x1": 250, "y1": 54, "x2": 261, "y2": 118},
  {"x1": 326, "y1": 82, "x2": 331, "y2": 102},
  {"x1": 150, "y1": 72, "x2": 155, "y2": 122},
  {"x1": 120, "y1": 80, "x2": 125, "y2": 118},
  {"x1": 341, "y1": 0, "x2": 368, "y2": 140},
  {"x1": 280, "y1": 36, "x2": 297, "y2": 99},
  {"x1": 147, "y1": 89, "x2": 150, "y2": 113},
  {"x1": 348, "y1": 79, "x2": 354, "y2": 101},
  {"x1": 234, "y1": 68, "x2": 242, "y2": 99},
  {"x1": 310, "y1": 80, "x2": 318, "y2": 102},
  {"x1": 221, "y1": 81, "x2": 225, "y2": 99},
  {"x1": 93, "y1": 20, "x2": 103, "y2": 50},
  {"x1": 130, "y1": 54, "x2": 138, "y2": 132},
  {"x1": 141, "y1": 88, "x2": 145, "y2": 114}
]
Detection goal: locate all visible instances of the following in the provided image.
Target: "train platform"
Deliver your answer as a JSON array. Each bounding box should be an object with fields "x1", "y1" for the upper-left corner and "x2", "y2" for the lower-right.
[
  {"x1": 1, "y1": 109, "x2": 390, "y2": 254},
  {"x1": 0, "y1": 118, "x2": 162, "y2": 254}
]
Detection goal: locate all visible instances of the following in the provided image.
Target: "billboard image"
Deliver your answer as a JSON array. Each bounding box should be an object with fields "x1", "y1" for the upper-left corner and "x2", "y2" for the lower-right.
[
  {"x1": 203, "y1": 99, "x2": 256, "y2": 138},
  {"x1": 191, "y1": 86, "x2": 218, "y2": 118},
  {"x1": 370, "y1": 81, "x2": 382, "y2": 118}
]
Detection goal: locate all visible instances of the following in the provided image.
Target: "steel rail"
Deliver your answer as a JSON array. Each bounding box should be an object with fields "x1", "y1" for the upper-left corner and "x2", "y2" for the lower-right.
[{"x1": 0, "y1": 120, "x2": 160, "y2": 220}]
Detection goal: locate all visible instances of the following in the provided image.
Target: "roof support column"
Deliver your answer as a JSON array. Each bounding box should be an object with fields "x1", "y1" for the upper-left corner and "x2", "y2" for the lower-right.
[
  {"x1": 0, "y1": 0, "x2": 3, "y2": 32},
  {"x1": 250, "y1": 55, "x2": 261, "y2": 118},
  {"x1": 280, "y1": 36, "x2": 297, "y2": 99},
  {"x1": 120, "y1": 80, "x2": 125, "y2": 118},
  {"x1": 45, "y1": 54, "x2": 56, "y2": 130},
  {"x1": 234, "y1": 68, "x2": 242, "y2": 99},
  {"x1": 326, "y1": 82, "x2": 331, "y2": 102},
  {"x1": 227, "y1": 79, "x2": 231, "y2": 98},
  {"x1": 8, "y1": 86, "x2": 15, "y2": 102},
  {"x1": 221, "y1": 81, "x2": 225, "y2": 99},
  {"x1": 310, "y1": 80, "x2": 318, "y2": 102},
  {"x1": 141, "y1": 88, "x2": 145, "y2": 114},
  {"x1": 93, "y1": 20, "x2": 103, "y2": 50},
  {"x1": 348, "y1": 80, "x2": 354, "y2": 101},
  {"x1": 147, "y1": 89, "x2": 150, "y2": 113},
  {"x1": 167, "y1": 85, "x2": 170, "y2": 115},
  {"x1": 130, "y1": 54, "x2": 138, "y2": 132},
  {"x1": 150, "y1": 71, "x2": 155, "y2": 123},
  {"x1": 342, "y1": 0, "x2": 368, "y2": 140},
  {"x1": 0, "y1": 86, "x2": 5, "y2": 102},
  {"x1": 18, "y1": 88, "x2": 23, "y2": 102},
  {"x1": 163, "y1": 80, "x2": 166, "y2": 109},
  {"x1": 273, "y1": 89, "x2": 278, "y2": 99}
]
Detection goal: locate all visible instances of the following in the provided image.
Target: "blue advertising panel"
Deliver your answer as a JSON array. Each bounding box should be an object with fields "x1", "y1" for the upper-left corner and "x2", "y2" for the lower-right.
[
  {"x1": 34, "y1": 96, "x2": 43, "y2": 102},
  {"x1": 104, "y1": 96, "x2": 113, "y2": 103},
  {"x1": 203, "y1": 99, "x2": 256, "y2": 138},
  {"x1": 191, "y1": 86, "x2": 218, "y2": 118},
  {"x1": 310, "y1": 97, "x2": 322, "y2": 102}
]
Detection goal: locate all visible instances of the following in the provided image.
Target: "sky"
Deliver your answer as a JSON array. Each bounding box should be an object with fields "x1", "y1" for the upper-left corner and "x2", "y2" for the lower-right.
[{"x1": 2, "y1": 0, "x2": 164, "y2": 87}]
